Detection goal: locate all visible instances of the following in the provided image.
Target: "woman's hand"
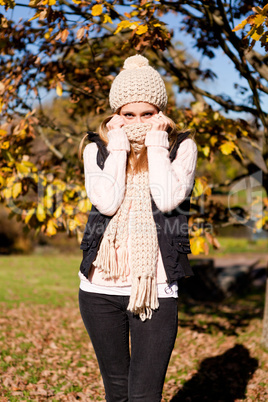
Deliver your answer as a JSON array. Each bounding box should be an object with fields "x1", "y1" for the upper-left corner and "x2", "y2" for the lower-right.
[
  {"x1": 106, "y1": 115, "x2": 125, "y2": 131},
  {"x1": 149, "y1": 111, "x2": 169, "y2": 131}
]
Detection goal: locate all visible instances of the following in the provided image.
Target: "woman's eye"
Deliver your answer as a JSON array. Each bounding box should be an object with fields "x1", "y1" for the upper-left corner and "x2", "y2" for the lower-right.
[
  {"x1": 144, "y1": 113, "x2": 153, "y2": 117},
  {"x1": 124, "y1": 113, "x2": 134, "y2": 118}
]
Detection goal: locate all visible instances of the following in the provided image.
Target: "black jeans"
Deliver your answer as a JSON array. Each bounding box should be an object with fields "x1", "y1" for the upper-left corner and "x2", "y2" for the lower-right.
[{"x1": 79, "y1": 289, "x2": 178, "y2": 402}]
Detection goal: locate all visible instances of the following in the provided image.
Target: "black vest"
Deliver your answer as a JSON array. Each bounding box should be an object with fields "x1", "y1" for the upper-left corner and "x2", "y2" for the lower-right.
[{"x1": 80, "y1": 131, "x2": 194, "y2": 284}]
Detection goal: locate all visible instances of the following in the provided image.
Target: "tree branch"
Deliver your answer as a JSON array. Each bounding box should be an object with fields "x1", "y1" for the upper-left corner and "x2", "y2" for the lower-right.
[
  {"x1": 245, "y1": 50, "x2": 268, "y2": 82},
  {"x1": 157, "y1": 45, "x2": 265, "y2": 117},
  {"x1": 35, "y1": 126, "x2": 64, "y2": 160},
  {"x1": 209, "y1": 1, "x2": 268, "y2": 129}
]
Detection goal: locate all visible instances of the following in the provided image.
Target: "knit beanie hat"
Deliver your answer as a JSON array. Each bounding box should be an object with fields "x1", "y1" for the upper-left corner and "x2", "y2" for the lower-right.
[{"x1": 109, "y1": 54, "x2": 168, "y2": 112}]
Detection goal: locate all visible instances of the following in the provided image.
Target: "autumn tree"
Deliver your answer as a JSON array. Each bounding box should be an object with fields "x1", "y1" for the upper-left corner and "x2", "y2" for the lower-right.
[
  {"x1": 233, "y1": 3, "x2": 268, "y2": 350},
  {"x1": 0, "y1": 0, "x2": 267, "y2": 252}
]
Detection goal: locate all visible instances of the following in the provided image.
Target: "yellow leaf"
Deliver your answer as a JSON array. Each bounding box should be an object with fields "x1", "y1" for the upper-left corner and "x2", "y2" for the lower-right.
[
  {"x1": 92, "y1": 4, "x2": 103, "y2": 16},
  {"x1": 245, "y1": 25, "x2": 256, "y2": 39},
  {"x1": 44, "y1": 32, "x2": 50, "y2": 40},
  {"x1": 210, "y1": 136, "x2": 218, "y2": 146},
  {"x1": 251, "y1": 29, "x2": 263, "y2": 41},
  {"x1": 192, "y1": 177, "x2": 211, "y2": 197},
  {"x1": 68, "y1": 219, "x2": 78, "y2": 231},
  {"x1": 48, "y1": 0, "x2": 56, "y2": 4},
  {"x1": 232, "y1": 18, "x2": 248, "y2": 32},
  {"x1": 1, "y1": 141, "x2": 9, "y2": 149},
  {"x1": 234, "y1": 145, "x2": 244, "y2": 160},
  {"x1": 0, "y1": 129, "x2": 7, "y2": 136},
  {"x1": 193, "y1": 228, "x2": 203, "y2": 237},
  {"x1": 254, "y1": 14, "x2": 266, "y2": 27},
  {"x1": 17, "y1": 129, "x2": 27, "y2": 139},
  {"x1": 45, "y1": 195, "x2": 53, "y2": 210},
  {"x1": 255, "y1": 217, "x2": 263, "y2": 230},
  {"x1": 32, "y1": 173, "x2": 39, "y2": 183},
  {"x1": 65, "y1": 205, "x2": 73, "y2": 215},
  {"x1": 56, "y1": 82, "x2": 62, "y2": 97},
  {"x1": 219, "y1": 141, "x2": 236, "y2": 155},
  {"x1": 24, "y1": 208, "x2": 35, "y2": 224},
  {"x1": 3, "y1": 187, "x2": 12, "y2": 199},
  {"x1": 202, "y1": 145, "x2": 210, "y2": 157},
  {"x1": 54, "y1": 205, "x2": 62, "y2": 219},
  {"x1": 13, "y1": 182, "x2": 22, "y2": 199},
  {"x1": 36, "y1": 203, "x2": 46, "y2": 222},
  {"x1": 190, "y1": 236, "x2": 205, "y2": 255},
  {"x1": 74, "y1": 215, "x2": 84, "y2": 225},
  {"x1": 0, "y1": 176, "x2": 5, "y2": 187},
  {"x1": 16, "y1": 162, "x2": 30, "y2": 174},
  {"x1": 114, "y1": 20, "x2": 134, "y2": 34},
  {"x1": 71, "y1": 0, "x2": 81, "y2": 3},
  {"x1": 103, "y1": 14, "x2": 112, "y2": 24},
  {"x1": 136, "y1": 24, "x2": 148, "y2": 35},
  {"x1": 28, "y1": 12, "x2": 40, "y2": 22},
  {"x1": 46, "y1": 219, "x2": 58, "y2": 236},
  {"x1": 78, "y1": 199, "x2": 91, "y2": 213},
  {"x1": 53, "y1": 179, "x2": 66, "y2": 191},
  {"x1": 23, "y1": 161, "x2": 37, "y2": 169}
]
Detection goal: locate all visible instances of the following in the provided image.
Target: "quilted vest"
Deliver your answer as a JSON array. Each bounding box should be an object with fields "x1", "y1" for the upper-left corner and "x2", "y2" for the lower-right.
[{"x1": 79, "y1": 131, "x2": 194, "y2": 284}]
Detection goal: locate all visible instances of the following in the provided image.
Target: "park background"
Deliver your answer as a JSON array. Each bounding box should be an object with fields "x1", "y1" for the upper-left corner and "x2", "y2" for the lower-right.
[{"x1": 0, "y1": 0, "x2": 268, "y2": 400}]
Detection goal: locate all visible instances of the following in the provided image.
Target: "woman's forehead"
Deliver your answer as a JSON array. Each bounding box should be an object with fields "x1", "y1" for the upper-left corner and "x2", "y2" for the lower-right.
[{"x1": 120, "y1": 102, "x2": 157, "y2": 113}]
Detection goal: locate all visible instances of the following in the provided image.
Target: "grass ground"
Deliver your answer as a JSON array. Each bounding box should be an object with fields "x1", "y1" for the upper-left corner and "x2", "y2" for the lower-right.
[
  {"x1": 207, "y1": 237, "x2": 267, "y2": 256},
  {"x1": 0, "y1": 246, "x2": 267, "y2": 401}
]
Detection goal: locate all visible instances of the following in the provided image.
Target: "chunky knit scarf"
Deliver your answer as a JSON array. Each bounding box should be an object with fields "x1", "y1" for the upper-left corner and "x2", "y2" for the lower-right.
[{"x1": 94, "y1": 123, "x2": 159, "y2": 321}]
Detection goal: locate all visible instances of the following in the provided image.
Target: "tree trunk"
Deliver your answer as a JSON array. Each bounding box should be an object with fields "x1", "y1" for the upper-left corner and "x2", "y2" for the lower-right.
[{"x1": 261, "y1": 275, "x2": 268, "y2": 350}]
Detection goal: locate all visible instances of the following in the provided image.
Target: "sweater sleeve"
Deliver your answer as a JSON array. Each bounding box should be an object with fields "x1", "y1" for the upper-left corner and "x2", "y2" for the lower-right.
[
  {"x1": 83, "y1": 129, "x2": 130, "y2": 216},
  {"x1": 145, "y1": 130, "x2": 197, "y2": 213}
]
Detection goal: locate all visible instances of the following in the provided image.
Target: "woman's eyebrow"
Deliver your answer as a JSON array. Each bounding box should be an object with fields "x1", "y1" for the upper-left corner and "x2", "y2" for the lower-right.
[{"x1": 122, "y1": 109, "x2": 155, "y2": 114}]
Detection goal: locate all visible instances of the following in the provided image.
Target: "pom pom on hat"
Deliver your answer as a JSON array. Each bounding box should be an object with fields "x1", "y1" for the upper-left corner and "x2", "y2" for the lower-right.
[
  {"x1": 109, "y1": 54, "x2": 167, "y2": 112},
  {"x1": 123, "y1": 55, "x2": 149, "y2": 69}
]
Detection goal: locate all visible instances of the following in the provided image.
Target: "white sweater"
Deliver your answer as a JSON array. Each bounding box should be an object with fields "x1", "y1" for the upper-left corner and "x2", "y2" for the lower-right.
[{"x1": 80, "y1": 128, "x2": 197, "y2": 297}]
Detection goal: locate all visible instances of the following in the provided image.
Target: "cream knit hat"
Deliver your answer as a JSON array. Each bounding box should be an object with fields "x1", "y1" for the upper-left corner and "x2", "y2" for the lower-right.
[{"x1": 109, "y1": 54, "x2": 168, "y2": 112}]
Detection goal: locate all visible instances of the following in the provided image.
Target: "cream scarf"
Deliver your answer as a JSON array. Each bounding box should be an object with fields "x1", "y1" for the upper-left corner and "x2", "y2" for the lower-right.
[{"x1": 94, "y1": 123, "x2": 159, "y2": 321}]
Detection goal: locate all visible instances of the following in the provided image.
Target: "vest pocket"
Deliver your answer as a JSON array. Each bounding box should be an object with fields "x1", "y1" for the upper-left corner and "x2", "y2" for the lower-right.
[{"x1": 172, "y1": 237, "x2": 191, "y2": 254}]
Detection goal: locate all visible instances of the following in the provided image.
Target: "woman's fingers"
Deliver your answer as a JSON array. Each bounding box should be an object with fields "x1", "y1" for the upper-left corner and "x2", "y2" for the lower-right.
[
  {"x1": 107, "y1": 115, "x2": 125, "y2": 130},
  {"x1": 150, "y1": 112, "x2": 169, "y2": 131}
]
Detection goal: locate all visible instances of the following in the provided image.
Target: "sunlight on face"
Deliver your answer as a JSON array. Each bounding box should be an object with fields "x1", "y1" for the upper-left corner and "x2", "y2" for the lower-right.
[{"x1": 119, "y1": 102, "x2": 158, "y2": 125}]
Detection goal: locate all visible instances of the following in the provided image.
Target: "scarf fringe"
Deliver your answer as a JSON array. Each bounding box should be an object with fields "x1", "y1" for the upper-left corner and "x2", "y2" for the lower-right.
[
  {"x1": 127, "y1": 276, "x2": 159, "y2": 321},
  {"x1": 94, "y1": 237, "x2": 128, "y2": 281}
]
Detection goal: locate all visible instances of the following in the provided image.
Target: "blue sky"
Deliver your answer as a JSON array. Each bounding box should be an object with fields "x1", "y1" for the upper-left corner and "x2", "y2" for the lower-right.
[
  {"x1": 160, "y1": 11, "x2": 268, "y2": 118},
  {"x1": 4, "y1": 2, "x2": 267, "y2": 119}
]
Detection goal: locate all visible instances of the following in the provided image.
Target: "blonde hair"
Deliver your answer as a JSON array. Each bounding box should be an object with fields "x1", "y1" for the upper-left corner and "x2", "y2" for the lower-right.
[{"x1": 78, "y1": 112, "x2": 193, "y2": 173}]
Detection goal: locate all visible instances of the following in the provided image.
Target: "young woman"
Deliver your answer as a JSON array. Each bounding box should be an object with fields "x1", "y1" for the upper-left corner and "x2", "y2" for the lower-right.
[{"x1": 78, "y1": 54, "x2": 197, "y2": 402}]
